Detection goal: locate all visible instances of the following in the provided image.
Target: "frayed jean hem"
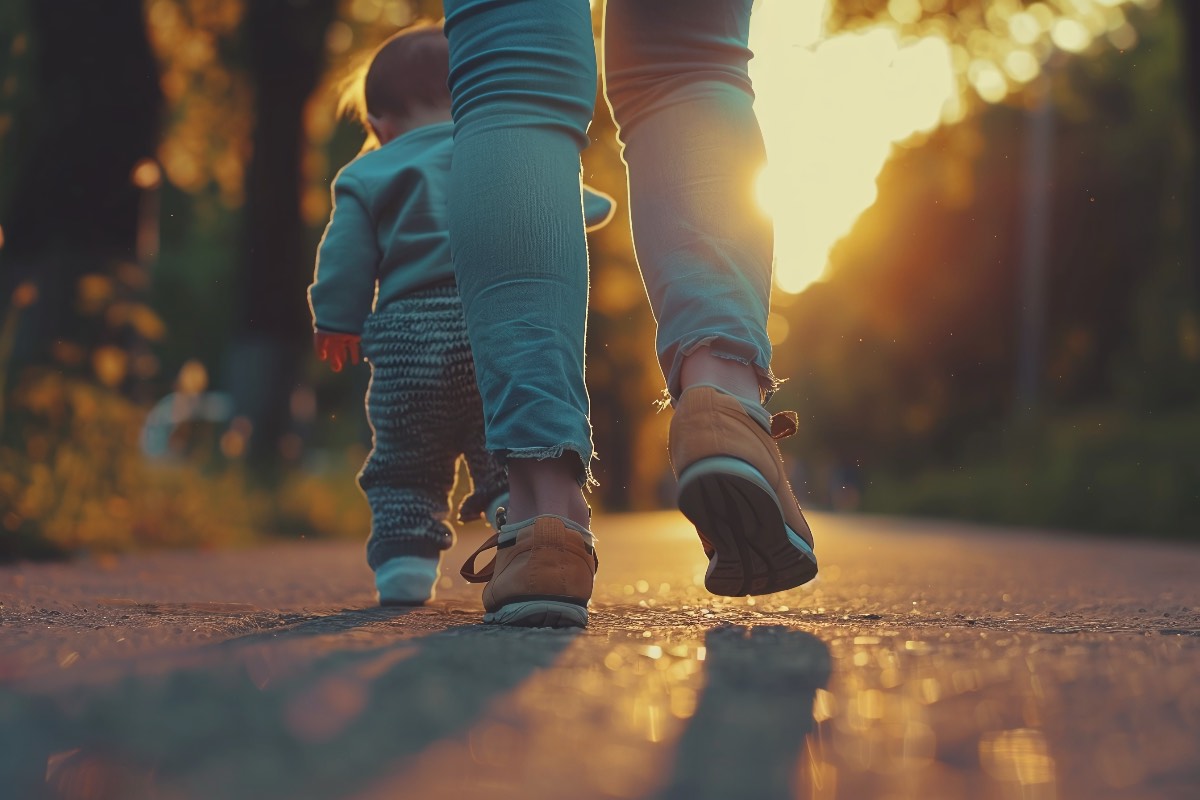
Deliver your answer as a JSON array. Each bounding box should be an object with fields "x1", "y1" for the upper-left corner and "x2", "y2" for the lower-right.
[
  {"x1": 660, "y1": 335, "x2": 781, "y2": 408},
  {"x1": 502, "y1": 444, "x2": 597, "y2": 489}
]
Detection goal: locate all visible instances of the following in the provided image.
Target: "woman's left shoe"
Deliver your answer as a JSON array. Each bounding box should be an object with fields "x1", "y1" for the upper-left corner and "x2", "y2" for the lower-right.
[{"x1": 460, "y1": 515, "x2": 597, "y2": 628}]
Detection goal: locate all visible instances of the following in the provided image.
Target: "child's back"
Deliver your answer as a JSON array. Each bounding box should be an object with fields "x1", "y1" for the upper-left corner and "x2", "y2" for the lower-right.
[
  {"x1": 307, "y1": 24, "x2": 505, "y2": 605},
  {"x1": 307, "y1": 22, "x2": 613, "y2": 606},
  {"x1": 309, "y1": 121, "x2": 455, "y2": 336}
]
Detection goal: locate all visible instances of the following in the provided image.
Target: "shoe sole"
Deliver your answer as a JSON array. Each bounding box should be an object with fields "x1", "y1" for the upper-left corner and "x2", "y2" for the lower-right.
[
  {"x1": 677, "y1": 456, "x2": 818, "y2": 596},
  {"x1": 484, "y1": 600, "x2": 588, "y2": 629}
]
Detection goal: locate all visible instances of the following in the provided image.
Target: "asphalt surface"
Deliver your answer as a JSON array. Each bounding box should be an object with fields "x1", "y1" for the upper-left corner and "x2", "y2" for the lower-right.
[{"x1": 2, "y1": 511, "x2": 1198, "y2": 800}]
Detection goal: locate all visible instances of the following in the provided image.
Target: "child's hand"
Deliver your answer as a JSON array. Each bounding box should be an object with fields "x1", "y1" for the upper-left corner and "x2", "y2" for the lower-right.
[{"x1": 314, "y1": 331, "x2": 362, "y2": 373}]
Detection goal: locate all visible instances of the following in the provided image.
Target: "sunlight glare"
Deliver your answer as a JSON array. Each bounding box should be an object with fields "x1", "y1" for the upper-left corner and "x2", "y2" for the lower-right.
[
  {"x1": 750, "y1": 1, "x2": 955, "y2": 294},
  {"x1": 748, "y1": 0, "x2": 1141, "y2": 294}
]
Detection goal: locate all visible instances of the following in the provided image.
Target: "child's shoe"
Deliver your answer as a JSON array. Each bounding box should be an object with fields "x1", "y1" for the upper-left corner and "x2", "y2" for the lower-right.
[
  {"x1": 460, "y1": 515, "x2": 597, "y2": 628},
  {"x1": 375, "y1": 555, "x2": 440, "y2": 606},
  {"x1": 668, "y1": 385, "x2": 818, "y2": 596}
]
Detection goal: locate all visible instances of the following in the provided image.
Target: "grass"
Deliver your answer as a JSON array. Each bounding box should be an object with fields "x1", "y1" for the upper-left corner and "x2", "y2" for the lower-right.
[
  {"x1": 863, "y1": 410, "x2": 1200, "y2": 540},
  {"x1": 0, "y1": 367, "x2": 371, "y2": 561}
]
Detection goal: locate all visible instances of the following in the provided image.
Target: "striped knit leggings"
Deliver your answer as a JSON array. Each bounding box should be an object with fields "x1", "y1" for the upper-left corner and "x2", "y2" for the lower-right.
[{"x1": 358, "y1": 283, "x2": 507, "y2": 569}]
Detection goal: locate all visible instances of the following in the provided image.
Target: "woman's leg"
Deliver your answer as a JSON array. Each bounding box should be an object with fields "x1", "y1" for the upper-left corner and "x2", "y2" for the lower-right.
[
  {"x1": 443, "y1": 0, "x2": 596, "y2": 527},
  {"x1": 604, "y1": 0, "x2": 818, "y2": 595},
  {"x1": 603, "y1": 0, "x2": 775, "y2": 404}
]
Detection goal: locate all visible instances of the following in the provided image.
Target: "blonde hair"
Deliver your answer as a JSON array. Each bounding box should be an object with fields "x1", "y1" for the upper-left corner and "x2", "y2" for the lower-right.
[{"x1": 338, "y1": 21, "x2": 450, "y2": 151}]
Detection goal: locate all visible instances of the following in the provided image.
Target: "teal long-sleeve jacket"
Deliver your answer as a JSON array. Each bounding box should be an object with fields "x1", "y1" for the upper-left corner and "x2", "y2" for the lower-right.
[{"x1": 308, "y1": 120, "x2": 616, "y2": 336}]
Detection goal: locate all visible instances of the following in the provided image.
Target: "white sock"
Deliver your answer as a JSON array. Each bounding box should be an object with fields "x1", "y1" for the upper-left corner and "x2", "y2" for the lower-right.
[{"x1": 375, "y1": 555, "x2": 440, "y2": 606}]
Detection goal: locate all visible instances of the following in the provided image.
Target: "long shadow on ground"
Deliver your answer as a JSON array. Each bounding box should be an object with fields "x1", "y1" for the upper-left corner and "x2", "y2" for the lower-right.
[
  {"x1": 656, "y1": 625, "x2": 832, "y2": 800},
  {"x1": 0, "y1": 609, "x2": 577, "y2": 800}
]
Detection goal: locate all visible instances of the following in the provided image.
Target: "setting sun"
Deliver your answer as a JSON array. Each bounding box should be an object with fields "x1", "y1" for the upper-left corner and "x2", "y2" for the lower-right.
[
  {"x1": 750, "y1": 0, "x2": 1149, "y2": 295},
  {"x1": 750, "y1": 1, "x2": 955, "y2": 294}
]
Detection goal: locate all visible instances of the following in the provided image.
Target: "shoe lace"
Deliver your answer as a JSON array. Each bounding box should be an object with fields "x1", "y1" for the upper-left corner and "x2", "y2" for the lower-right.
[
  {"x1": 460, "y1": 534, "x2": 499, "y2": 583},
  {"x1": 459, "y1": 520, "x2": 600, "y2": 584}
]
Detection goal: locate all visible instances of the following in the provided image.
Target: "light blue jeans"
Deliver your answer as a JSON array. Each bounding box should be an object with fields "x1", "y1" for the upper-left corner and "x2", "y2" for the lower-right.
[{"x1": 444, "y1": 0, "x2": 773, "y2": 483}]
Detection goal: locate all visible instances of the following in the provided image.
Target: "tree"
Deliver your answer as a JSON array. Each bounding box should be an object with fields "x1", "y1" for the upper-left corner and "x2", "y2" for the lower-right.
[
  {"x1": 765, "y1": 0, "x2": 1194, "y2": 483},
  {"x1": 0, "y1": 0, "x2": 162, "y2": 369},
  {"x1": 227, "y1": 0, "x2": 446, "y2": 469},
  {"x1": 1179, "y1": 0, "x2": 1199, "y2": 305},
  {"x1": 225, "y1": 0, "x2": 338, "y2": 469}
]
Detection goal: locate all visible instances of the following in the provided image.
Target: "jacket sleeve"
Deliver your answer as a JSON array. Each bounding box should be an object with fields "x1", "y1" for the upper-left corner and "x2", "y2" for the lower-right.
[
  {"x1": 582, "y1": 184, "x2": 617, "y2": 232},
  {"x1": 307, "y1": 172, "x2": 380, "y2": 335}
]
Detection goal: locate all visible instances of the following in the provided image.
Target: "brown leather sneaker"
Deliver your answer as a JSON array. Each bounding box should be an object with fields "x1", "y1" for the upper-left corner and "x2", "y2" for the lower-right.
[
  {"x1": 460, "y1": 515, "x2": 597, "y2": 628},
  {"x1": 668, "y1": 386, "x2": 817, "y2": 596}
]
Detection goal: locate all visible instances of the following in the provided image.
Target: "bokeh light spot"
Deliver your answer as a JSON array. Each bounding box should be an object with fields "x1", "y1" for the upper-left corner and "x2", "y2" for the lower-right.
[{"x1": 1051, "y1": 18, "x2": 1093, "y2": 53}]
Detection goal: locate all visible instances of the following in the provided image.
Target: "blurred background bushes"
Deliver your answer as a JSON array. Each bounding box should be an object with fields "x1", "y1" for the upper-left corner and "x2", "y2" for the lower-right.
[{"x1": 0, "y1": 0, "x2": 1197, "y2": 558}]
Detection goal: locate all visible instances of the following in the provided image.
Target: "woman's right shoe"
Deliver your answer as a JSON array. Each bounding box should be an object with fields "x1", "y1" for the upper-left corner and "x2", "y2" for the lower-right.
[
  {"x1": 668, "y1": 386, "x2": 818, "y2": 596},
  {"x1": 460, "y1": 515, "x2": 597, "y2": 628}
]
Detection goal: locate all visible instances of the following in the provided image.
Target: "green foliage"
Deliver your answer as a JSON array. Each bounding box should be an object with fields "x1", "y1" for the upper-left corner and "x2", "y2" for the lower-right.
[
  {"x1": 150, "y1": 187, "x2": 241, "y2": 375},
  {"x1": 0, "y1": 364, "x2": 372, "y2": 561},
  {"x1": 1115, "y1": 260, "x2": 1200, "y2": 410},
  {"x1": 0, "y1": 368, "x2": 256, "y2": 558},
  {"x1": 863, "y1": 410, "x2": 1200, "y2": 538},
  {"x1": 1107, "y1": 4, "x2": 1200, "y2": 409},
  {"x1": 0, "y1": 264, "x2": 370, "y2": 560},
  {"x1": 775, "y1": 3, "x2": 1194, "y2": 468}
]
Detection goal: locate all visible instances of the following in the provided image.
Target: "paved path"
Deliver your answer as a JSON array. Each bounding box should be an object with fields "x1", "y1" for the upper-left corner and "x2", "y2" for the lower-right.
[{"x1": 2, "y1": 512, "x2": 1199, "y2": 800}]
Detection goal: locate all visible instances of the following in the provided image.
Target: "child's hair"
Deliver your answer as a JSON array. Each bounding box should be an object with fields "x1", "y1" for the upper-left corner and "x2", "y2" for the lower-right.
[{"x1": 339, "y1": 21, "x2": 451, "y2": 148}]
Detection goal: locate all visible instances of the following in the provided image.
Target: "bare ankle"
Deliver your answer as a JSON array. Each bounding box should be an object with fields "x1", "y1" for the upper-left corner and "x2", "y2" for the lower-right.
[
  {"x1": 505, "y1": 456, "x2": 590, "y2": 529},
  {"x1": 679, "y1": 347, "x2": 762, "y2": 405}
]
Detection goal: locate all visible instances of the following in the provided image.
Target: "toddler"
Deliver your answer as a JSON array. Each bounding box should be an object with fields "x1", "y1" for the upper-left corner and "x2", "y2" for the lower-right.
[{"x1": 308, "y1": 22, "x2": 613, "y2": 605}]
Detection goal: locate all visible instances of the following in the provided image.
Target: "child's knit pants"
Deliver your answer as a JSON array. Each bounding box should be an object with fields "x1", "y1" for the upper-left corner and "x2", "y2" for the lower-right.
[{"x1": 358, "y1": 283, "x2": 507, "y2": 570}]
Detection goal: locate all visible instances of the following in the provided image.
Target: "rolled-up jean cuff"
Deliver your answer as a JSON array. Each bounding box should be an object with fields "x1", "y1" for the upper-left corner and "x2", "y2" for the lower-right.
[
  {"x1": 501, "y1": 444, "x2": 597, "y2": 488},
  {"x1": 665, "y1": 336, "x2": 780, "y2": 404}
]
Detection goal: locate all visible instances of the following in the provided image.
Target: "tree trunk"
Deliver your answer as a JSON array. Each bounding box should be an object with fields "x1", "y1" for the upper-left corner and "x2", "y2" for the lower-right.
[
  {"x1": 0, "y1": 0, "x2": 161, "y2": 366},
  {"x1": 229, "y1": 0, "x2": 337, "y2": 469}
]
